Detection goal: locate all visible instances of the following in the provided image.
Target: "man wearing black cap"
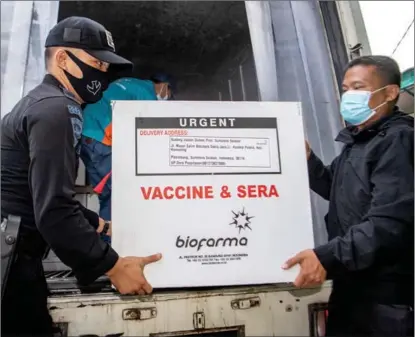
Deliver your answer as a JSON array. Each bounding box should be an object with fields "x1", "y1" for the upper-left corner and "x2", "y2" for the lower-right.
[{"x1": 1, "y1": 16, "x2": 161, "y2": 336}]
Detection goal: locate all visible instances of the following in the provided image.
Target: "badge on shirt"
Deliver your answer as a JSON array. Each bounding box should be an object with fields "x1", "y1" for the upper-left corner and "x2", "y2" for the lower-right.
[{"x1": 67, "y1": 104, "x2": 83, "y2": 153}]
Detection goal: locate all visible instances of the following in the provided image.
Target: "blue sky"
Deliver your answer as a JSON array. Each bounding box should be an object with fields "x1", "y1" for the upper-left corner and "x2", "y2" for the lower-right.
[{"x1": 360, "y1": 1, "x2": 414, "y2": 71}]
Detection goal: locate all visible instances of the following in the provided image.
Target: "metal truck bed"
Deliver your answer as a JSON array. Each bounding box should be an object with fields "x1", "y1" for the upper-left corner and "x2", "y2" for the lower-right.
[
  {"x1": 44, "y1": 252, "x2": 330, "y2": 337},
  {"x1": 48, "y1": 282, "x2": 331, "y2": 337}
]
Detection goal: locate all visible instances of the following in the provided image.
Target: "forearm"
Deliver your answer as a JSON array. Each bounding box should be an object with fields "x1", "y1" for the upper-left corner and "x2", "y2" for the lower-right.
[
  {"x1": 31, "y1": 163, "x2": 118, "y2": 283},
  {"x1": 307, "y1": 151, "x2": 333, "y2": 200},
  {"x1": 38, "y1": 205, "x2": 118, "y2": 283},
  {"x1": 78, "y1": 202, "x2": 100, "y2": 229}
]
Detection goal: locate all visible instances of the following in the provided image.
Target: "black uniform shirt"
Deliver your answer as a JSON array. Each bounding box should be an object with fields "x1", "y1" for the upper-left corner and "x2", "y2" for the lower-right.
[{"x1": 1, "y1": 74, "x2": 118, "y2": 284}]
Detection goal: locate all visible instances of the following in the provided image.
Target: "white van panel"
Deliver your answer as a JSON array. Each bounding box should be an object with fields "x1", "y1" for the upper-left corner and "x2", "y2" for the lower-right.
[
  {"x1": 48, "y1": 283, "x2": 331, "y2": 337},
  {"x1": 336, "y1": 1, "x2": 371, "y2": 58}
]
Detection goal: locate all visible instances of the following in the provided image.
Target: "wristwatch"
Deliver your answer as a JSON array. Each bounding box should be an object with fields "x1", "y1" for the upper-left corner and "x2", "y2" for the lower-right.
[{"x1": 102, "y1": 221, "x2": 110, "y2": 235}]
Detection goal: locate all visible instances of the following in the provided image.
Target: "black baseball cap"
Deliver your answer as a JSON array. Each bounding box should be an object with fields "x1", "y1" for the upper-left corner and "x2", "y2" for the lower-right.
[
  {"x1": 45, "y1": 16, "x2": 133, "y2": 71},
  {"x1": 150, "y1": 73, "x2": 176, "y2": 92}
]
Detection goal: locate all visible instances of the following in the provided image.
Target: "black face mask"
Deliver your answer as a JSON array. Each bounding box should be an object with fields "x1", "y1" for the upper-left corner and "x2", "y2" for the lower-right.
[{"x1": 63, "y1": 51, "x2": 110, "y2": 104}]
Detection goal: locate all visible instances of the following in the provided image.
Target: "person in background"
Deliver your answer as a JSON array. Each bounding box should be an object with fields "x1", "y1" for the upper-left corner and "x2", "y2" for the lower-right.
[
  {"x1": 81, "y1": 73, "x2": 175, "y2": 239},
  {"x1": 150, "y1": 73, "x2": 175, "y2": 100},
  {"x1": 283, "y1": 55, "x2": 414, "y2": 336}
]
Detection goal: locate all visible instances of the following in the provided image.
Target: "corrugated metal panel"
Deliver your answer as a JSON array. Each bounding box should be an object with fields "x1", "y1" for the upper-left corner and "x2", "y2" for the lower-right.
[
  {"x1": 246, "y1": 1, "x2": 345, "y2": 245},
  {"x1": 1, "y1": 1, "x2": 87, "y2": 186},
  {"x1": 1, "y1": 1, "x2": 15, "y2": 90},
  {"x1": 23, "y1": 1, "x2": 59, "y2": 95},
  {"x1": 319, "y1": 1, "x2": 350, "y2": 91},
  {"x1": 1, "y1": 1, "x2": 33, "y2": 118},
  {"x1": 245, "y1": 1, "x2": 278, "y2": 101},
  {"x1": 335, "y1": 1, "x2": 372, "y2": 58},
  {"x1": 1, "y1": 1, "x2": 58, "y2": 118}
]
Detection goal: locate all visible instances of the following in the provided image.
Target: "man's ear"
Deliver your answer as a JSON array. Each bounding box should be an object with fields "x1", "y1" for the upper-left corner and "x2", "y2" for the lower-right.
[
  {"x1": 386, "y1": 84, "x2": 400, "y2": 102},
  {"x1": 55, "y1": 49, "x2": 68, "y2": 70}
]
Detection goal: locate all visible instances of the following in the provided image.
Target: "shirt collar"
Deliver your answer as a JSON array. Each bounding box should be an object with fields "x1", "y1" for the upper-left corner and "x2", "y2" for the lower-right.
[
  {"x1": 42, "y1": 74, "x2": 78, "y2": 102},
  {"x1": 335, "y1": 106, "x2": 403, "y2": 145}
]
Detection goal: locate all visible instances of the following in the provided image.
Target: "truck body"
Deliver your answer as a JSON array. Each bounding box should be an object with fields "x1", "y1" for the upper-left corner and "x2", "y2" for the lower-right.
[
  {"x1": 49, "y1": 284, "x2": 332, "y2": 337},
  {"x1": 1, "y1": 1, "x2": 372, "y2": 336}
]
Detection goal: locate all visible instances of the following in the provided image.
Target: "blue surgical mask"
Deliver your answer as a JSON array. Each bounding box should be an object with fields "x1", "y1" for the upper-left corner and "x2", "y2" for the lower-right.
[
  {"x1": 157, "y1": 94, "x2": 169, "y2": 101},
  {"x1": 340, "y1": 86, "x2": 388, "y2": 125}
]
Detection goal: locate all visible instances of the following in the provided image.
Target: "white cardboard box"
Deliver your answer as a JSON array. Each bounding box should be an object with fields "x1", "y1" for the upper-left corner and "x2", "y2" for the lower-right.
[{"x1": 112, "y1": 101, "x2": 314, "y2": 288}]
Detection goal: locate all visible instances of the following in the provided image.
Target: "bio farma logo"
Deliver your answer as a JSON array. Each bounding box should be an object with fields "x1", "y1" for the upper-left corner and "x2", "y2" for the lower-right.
[{"x1": 176, "y1": 208, "x2": 253, "y2": 251}]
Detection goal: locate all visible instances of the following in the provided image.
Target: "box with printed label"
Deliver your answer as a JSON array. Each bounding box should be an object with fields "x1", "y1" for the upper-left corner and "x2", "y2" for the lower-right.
[{"x1": 112, "y1": 101, "x2": 314, "y2": 288}]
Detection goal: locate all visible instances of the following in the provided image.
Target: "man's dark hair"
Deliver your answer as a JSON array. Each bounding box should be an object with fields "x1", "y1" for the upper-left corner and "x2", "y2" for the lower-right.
[
  {"x1": 344, "y1": 55, "x2": 401, "y2": 87},
  {"x1": 44, "y1": 47, "x2": 53, "y2": 70}
]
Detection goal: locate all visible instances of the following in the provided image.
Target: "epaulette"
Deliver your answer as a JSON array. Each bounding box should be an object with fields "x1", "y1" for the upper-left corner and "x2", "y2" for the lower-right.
[{"x1": 61, "y1": 86, "x2": 79, "y2": 103}]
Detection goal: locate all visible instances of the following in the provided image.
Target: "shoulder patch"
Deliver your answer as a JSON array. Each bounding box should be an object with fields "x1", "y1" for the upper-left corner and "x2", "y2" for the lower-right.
[
  {"x1": 68, "y1": 104, "x2": 83, "y2": 150},
  {"x1": 70, "y1": 117, "x2": 83, "y2": 149},
  {"x1": 67, "y1": 104, "x2": 83, "y2": 121}
]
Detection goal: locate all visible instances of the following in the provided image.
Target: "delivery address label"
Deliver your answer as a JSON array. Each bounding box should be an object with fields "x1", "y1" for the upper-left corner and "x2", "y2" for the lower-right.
[
  {"x1": 135, "y1": 117, "x2": 281, "y2": 175},
  {"x1": 169, "y1": 136, "x2": 271, "y2": 168}
]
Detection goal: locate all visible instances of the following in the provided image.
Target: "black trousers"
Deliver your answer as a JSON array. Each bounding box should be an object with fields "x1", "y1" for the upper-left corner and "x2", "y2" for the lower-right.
[
  {"x1": 326, "y1": 300, "x2": 414, "y2": 336},
  {"x1": 1, "y1": 254, "x2": 54, "y2": 337}
]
